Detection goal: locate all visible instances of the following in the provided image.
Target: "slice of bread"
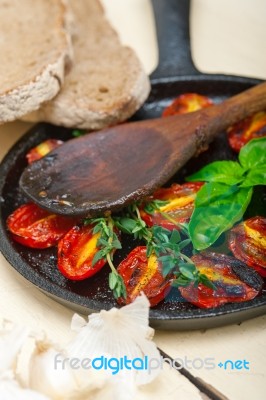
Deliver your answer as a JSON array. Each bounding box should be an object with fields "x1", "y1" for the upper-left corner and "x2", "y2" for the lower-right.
[
  {"x1": 23, "y1": 0, "x2": 150, "y2": 130},
  {"x1": 0, "y1": 0, "x2": 72, "y2": 123}
]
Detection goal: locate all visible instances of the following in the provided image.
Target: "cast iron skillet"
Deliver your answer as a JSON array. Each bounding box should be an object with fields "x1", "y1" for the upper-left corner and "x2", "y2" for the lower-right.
[{"x1": 0, "y1": 0, "x2": 265, "y2": 330}]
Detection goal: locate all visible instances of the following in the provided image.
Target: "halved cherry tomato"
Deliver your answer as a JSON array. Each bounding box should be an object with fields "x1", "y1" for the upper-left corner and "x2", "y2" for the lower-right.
[
  {"x1": 26, "y1": 139, "x2": 63, "y2": 164},
  {"x1": 58, "y1": 224, "x2": 107, "y2": 280},
  {"x1": 179, "y1": 252, "x2": 262, "y2": 308},
  {"x1": 227, "y1": 111, "x2": 266, "y2": 152},
  {"x1": 228, "y1": 216, "x2": 266, "y2": 277},
  {"x1": 140, "y1": 182, "x2": 203, "y2": 230},
  {"x1": 162, "y1": 93, "x2": 213, "y2": 117},
  {"x1": 7, "y1": 203, "x2": 76, "y2": 248},
  {"x1": 117, "y1": 246, "x2": 172, "y2": 307}
]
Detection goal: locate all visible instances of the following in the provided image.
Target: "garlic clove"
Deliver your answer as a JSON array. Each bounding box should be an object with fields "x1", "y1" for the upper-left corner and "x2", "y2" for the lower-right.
[
  {"x1": 0, "y1": 320, "x2": 30, "y2": 375},
  {"x1": 28, "y1": 339, "x2": 78, "y2": 400},
  {"x1": 70, "y1": 314, "x2": 87, "y2": 333},
  {"x1": 0, "y1": 372, "x2": 50, "y2": 400},
  {"x1": 28, "y1": 338, "x2": 108, "y2": 400}
]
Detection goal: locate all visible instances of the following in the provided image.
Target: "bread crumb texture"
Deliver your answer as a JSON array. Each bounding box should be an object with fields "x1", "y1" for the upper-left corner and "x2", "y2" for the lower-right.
[
  {"x1": 23, "y1": 0, "x2": 150, "y2": 129},
  {"x1": 0, "y1": 0, "x2": 72, "y2": 122}
]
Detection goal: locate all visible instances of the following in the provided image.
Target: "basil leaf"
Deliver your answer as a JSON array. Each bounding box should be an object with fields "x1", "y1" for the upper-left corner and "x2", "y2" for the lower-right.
[
  {"x1": 194, "y1": 182, "x2": 239, "y2": 208},
  {"x1": 189, "y1": 183, "x2": 253, "y2": 250},
  {"x1": 239, "y1": 137, "x2": 266, "y2": 169},
  {"x1": 187, "y1": 161, "x2": 245, "y2": 185},
  {"x1": 241, "y1": 167, "x2": 266, "y2": 187}
]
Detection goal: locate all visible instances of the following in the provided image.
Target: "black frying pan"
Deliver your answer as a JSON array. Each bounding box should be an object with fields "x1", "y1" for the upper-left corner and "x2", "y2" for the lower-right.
[{"x1": 0, "y1": 0, "x2": 265, "y2": 330}]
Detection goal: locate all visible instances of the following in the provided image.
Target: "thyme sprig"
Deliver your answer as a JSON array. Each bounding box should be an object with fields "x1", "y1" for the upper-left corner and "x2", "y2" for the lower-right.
[
  {"x1": 84, "y1": 215, "x2": 126, "y2": 299},
  {"x1": 115, "y1": 202, "x2": 215, "y2": 290},
  {"x1": 84, "y1": 199, "x2": 215, "y2": 302}
]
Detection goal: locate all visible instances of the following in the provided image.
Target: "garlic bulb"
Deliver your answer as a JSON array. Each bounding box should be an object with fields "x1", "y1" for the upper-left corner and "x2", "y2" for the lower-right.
[
  {"x1": 0, "y1": 295, "x2": 160, "y2": 400},
  {"x1": 67, "y1": 294, "x2": 161, "y2": 399},
  {"x1": 0, "y1": 371, "x2": 50, "y2": 400}
]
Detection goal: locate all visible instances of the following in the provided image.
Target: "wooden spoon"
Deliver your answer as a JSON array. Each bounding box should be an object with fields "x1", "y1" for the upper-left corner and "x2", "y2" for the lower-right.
[{"x1": 20, "y1": 82, "x2": 266, "y2": 217}]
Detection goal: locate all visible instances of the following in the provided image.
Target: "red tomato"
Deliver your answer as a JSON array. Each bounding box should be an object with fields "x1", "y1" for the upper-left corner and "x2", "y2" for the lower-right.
[
  {"x1": 117, "y1": 246, "x2": 172, "y2": 307},
  {"x1": 26, "y1": 139, "x2": 63, "y2": 164},
  {"x1": 227, "y1": 111, "x2": 266, "y2": 152},
  {"x1": 7, "y1": 203, "x2": 76, "y2": 249},
  {"x1": 140, "y1": 182, "x2": 203, "y2": 230},
  {"x1": 178, "y1": 252, "x2": 261, "y2": 308},
  {"x1": 228, "y1": 216, "x2": 266, "y2": 277},
  {"x1": 57, "y1": 224, "x2": 106, "y2": 280},
  {"x1": 162, "y1": 93, "x2": 213, "y2": 117}
]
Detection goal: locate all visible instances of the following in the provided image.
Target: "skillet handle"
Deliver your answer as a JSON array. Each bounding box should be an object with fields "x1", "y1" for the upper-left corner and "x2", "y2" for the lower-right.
[{"x1": 150, "y1": 0, "x2": 201, "y2": 80}]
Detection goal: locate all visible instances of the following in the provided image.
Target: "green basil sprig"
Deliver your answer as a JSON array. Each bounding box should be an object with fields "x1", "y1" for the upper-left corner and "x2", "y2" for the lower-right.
[{"x1": 187, "y1": 137, "x2": 266, "y2": 250}]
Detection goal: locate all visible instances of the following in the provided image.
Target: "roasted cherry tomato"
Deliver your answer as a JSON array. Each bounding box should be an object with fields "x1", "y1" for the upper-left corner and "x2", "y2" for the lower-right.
[
  {"x1": 229, "y1": 216, "x2": 266, "y2": 277},
  {"x1": 227, "y1": 111, "x2": 266, "y2": 152},
  {"x1": 7, "y1": 203, "x2": 75, "y2": 249},
  {"x1": 117, "y1": 246, "x2": 172, "y2": 307},
  {"x1": 58, "y1": 224, "x2": 107, "y2": 280},
  {"x1": 26, "y1": 139, "x2": 63, "y2": 164},
  {"x1": 162, "y1": 93, "x2": 213, "y2": 117},
  {"x1": 178, "y1": 252, "x2": 262, "y2": 308},
  {"x1": 140, "y1": 182, "x2": 203, "y2": 230}
]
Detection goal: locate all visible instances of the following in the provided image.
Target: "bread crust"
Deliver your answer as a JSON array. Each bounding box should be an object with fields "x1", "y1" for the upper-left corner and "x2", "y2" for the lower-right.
[
  {"x1": 23, "y1": 0, "x2": 150, "y2": 129},
  {"x1": 0, "y1": 0, "x2": 72, "y2": 123}
]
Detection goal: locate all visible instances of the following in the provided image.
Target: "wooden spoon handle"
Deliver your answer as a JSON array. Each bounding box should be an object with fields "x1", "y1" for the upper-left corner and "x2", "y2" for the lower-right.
[
  {"x1": 152, "y1": 81, "x2": 266, "y2": 187},
  {"x1": 206, "y1": 80, "x2": 266, "y2": 130},
  {"x1": 157, "y1": 81, "x2": 266, "y2": 145}
]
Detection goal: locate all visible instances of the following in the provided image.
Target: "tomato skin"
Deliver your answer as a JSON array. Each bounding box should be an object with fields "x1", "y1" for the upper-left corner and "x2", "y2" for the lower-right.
[
  {"x1": 179, "y1": 252, "x2": 261, "y2": 308},
  {"x1": 117, "y1": 246, "x2": 172, "y2": 307},
  {"x1": 228, "y1": 217, "x2": 266, "y2": 277},
  {"x1": 162, "y1": 93, "x2": 213, "y2": 117},
  {"x1": 227, "y1": 111, "x2": 266, "y2": 152},
  {"x1": 26, "y1": 139, "x2": 63, "y2": 164},
  {"x1": 140, "y1": 182, "x2": 203, "y2": 230},
  {"x1": 57, "y1": 224, "x2": 106, "y2": 280},
  {"x1": 7, "y1": 203, "x2": 75, "y2": 249}
]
